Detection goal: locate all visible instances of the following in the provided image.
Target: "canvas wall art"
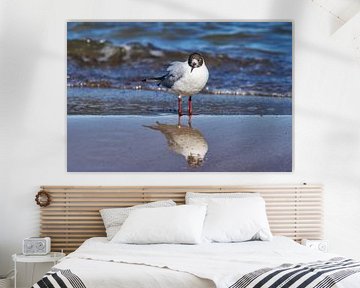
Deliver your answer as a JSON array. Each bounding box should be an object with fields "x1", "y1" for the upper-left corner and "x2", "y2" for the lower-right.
[{"x1": 67, "y1": 22, "x2": 292, "y2": 172}]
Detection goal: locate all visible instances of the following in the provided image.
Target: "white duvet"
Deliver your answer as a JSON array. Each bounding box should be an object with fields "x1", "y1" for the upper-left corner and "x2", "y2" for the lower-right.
[{"x1": 54, "y1": 237, "x2": 360, "y2": 288}]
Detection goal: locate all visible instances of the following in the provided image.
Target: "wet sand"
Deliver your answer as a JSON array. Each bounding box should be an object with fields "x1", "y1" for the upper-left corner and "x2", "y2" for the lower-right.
[
  {"x1": 67, "y1": 115, "x2": 292, "y2": 172},
  {"x1": 68, "y1": 88, "x2": 292, "y2": 116}
]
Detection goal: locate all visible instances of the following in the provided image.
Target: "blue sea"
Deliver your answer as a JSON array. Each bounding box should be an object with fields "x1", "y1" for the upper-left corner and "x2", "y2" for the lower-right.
[{"x1": 67, "y1": 22, "x2": 292, "y2": 115}]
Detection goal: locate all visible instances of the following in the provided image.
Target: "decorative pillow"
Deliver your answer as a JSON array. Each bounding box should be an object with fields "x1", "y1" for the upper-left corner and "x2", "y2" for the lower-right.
[
  {"x1": 100, "y1": 200, "x2": 176, "y2": 240},
  {"x1": 186, "y1": 192, "x2": 259, "y2": 204},
  {"x1": 202, "y1": 197, "x2": 272, "y2": 243},
  {"x1": 111, "y1": 205, "x2": 207, "y2": 244}
]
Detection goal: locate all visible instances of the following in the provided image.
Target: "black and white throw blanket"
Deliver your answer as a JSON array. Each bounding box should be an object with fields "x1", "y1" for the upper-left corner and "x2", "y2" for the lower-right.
[
  {"x1": 32, "y1": 268, "x2": 86, "y2": 288},
  {"x1": 32, "y1": 258, "x2": 360, "y2": 288},
  {"x1": 229, "y1": 258, "x2": 360, "y2": 288}
]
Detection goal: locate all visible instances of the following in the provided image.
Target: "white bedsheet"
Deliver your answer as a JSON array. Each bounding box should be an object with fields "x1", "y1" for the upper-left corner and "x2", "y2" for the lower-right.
[{"x1": 54, "y1": 237, "x2": 360, "y2": 288}]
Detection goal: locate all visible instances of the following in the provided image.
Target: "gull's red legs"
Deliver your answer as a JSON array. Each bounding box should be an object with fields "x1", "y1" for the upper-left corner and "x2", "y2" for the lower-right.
[
  {"x1": 178, "y1": 95, "x2": 183, "y2": 116},
  {"x1": 188, "y1": 96, "x2": 192, "y2": 115}
]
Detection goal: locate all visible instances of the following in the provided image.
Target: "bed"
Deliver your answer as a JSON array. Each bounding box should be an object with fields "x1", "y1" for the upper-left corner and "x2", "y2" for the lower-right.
[
  {"x1": 33, "y1": 236, "x2": 360, "y2": 288},
  {"x1": 33, "y1": 185, "x2": 360, "y2": 288}
]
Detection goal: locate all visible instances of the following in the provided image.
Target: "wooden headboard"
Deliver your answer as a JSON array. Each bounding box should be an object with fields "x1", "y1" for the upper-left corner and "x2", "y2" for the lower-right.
[{"x1": 39, "y1": 184, "x2": 323, "y2": 253}]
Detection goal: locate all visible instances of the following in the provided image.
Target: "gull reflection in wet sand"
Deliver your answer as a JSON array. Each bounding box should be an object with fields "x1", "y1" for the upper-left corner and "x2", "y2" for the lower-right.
[{"x1": 144, "y1": 117, "x2": 208, "y2": 167}]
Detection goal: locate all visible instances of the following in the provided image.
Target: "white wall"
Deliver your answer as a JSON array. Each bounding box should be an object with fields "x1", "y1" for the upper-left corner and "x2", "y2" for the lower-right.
[{"x1": 1, "y1": 0, "x2": 360, "y2": 286}]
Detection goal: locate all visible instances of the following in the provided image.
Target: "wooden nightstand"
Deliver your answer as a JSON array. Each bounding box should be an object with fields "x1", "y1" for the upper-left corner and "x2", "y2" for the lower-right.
[{"x1": 12, "y1": 252, "x2": 65, "y2": 288}]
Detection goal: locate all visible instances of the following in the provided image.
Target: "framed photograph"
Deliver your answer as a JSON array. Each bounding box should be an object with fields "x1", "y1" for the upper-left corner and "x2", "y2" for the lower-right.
[{"x1": 67, "y1": 21, "x2": 292, "y2": 172}]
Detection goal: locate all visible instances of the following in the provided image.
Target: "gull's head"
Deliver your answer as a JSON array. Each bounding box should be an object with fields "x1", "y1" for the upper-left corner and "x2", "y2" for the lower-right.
[
  {"x1": 187, "y1": 154, "x2": 204, "y2": 167},
  {"x1": 188, "y1": 53, "x2": 204, "y2": 72}
]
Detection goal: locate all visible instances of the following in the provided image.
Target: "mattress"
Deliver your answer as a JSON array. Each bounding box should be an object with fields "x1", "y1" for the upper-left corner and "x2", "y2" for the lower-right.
[{"x1": 35, "y1": 236, "x2": 360, "y2": 288}]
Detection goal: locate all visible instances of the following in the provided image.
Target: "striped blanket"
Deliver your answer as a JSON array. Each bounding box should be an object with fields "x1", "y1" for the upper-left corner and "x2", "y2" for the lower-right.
[
  {"x1": 32, "y1": 269, "x2": 86, "y2": 288},
  {"x1": 32, "y1": 258, "x2": 359, "y2": 288},
  {"x1": 230, "y1": 258, "x2": 360, "y2": 288}
]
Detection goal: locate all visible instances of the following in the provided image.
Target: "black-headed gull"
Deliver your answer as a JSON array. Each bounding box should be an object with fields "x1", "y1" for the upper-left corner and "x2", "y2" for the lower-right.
[{"x1": 143, "y1": 53, "x2": 209, "y2": 116}]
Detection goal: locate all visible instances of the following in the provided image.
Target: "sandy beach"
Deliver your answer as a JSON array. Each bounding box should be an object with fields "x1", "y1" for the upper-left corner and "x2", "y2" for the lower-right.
[
  {"x1": 67, "y1": 115, "x2": 292, "y2": 172},
  {"x1": 68, "y1": 88, "x2": 292, "y2": 116}
]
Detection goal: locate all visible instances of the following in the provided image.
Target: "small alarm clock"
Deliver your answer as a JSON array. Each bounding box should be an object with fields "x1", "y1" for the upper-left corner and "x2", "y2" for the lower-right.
[
  {"x1": 23, "y1": 237, "x2": 51, "y2": 255},
  {"x1": 301, "y1": 239, "x2": 328, "y2": 252}
]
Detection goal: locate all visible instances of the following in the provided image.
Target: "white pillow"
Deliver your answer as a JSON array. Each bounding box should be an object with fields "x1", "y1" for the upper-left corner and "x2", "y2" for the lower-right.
[
  {"x1": 100, "y1": 200, "x2": 176, "y2": 240},
  {"x1": 202, "y1": 197, "x2": 272, "y2": 243},
  {"x1": 111, "y1": 205, "x2": 207, "y2": 244},
  {"x1": 186, "y1": 192, "x2": 259, "y2": 204}
]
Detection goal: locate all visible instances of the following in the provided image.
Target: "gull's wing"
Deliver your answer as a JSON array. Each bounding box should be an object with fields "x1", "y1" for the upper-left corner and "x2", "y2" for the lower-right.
[{"x1": 160, "y1": 61, "x2": 186, "y2": 88}]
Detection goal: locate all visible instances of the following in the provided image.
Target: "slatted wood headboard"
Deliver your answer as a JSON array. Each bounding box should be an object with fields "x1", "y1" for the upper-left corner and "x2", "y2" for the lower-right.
[{"x1": 39, "y1": 184, "x2": 323, "y2": 253}]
